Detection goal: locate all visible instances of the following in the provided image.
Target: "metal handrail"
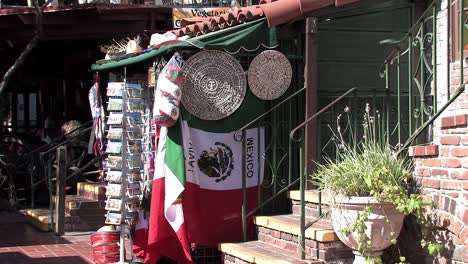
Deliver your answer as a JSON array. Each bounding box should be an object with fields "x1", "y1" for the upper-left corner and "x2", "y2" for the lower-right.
[
  {"x1": 237, "y1": 86, "x2": 306, "y2": 242},
  {"x1": 64, "y1": 156, "x2": 101, "y2": 183},
  {"x1": 289, "y1": 87, "x2": 357, "y2": 260},
  {"x1": 24, "y1": 120, "x2": 93, "y2": 156},
  {"x1": 39, "y1": 121, "x2": 93, "y2": 156},
  {"x1": 40, "y1": 127, "x2": 91, "y2": 156},
  {"x1": 380, "y1": 0, "x2": 439, "y2": 66},
  {"x1": 378, "y1": 0, "x2": 464, "y2": 151},
  {"x1": 290, "y1": 87, "x2": 357, "y2": 141},
  {"x1": 397, "y1": 83, "x2": 466, "y2": 156},
  {"x1": 233, "y1": 87, "x2": 306, "y2": 141},
  {"x1": 28, "y1": 120, "x2": 93, "y2": 209},
  {"x1": 246, "y1": 177, "x2": 300, "y2": 218},
  {"x1": 242, "y1": 87, "x2": 358, "y2": 219},
  {"x1": 30, "y1": 155, "x2": 101, "y2": 189},
  {"x1": 239, "y1": 86, "x2": 359, "y2": 261}
]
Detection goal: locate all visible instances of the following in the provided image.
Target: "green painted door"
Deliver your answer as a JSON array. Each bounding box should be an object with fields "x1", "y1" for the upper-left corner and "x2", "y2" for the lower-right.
[{"x1": 316, "y1": 0, "x2": 414, "y2": 159}]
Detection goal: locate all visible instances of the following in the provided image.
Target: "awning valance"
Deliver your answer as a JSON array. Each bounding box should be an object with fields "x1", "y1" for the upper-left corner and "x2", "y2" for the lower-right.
[{"x1": 91, "y1": 17, "x2": 277, "y2": 72}]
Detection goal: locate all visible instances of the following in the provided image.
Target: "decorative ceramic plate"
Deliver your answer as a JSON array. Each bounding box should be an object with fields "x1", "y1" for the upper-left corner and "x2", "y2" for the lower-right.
[
  {"x1": 248, "y1": 50, "x2": 292, "y2": 100},
  {"x1": 182, "y1": 50, "x2": 247, "y2": 121}
]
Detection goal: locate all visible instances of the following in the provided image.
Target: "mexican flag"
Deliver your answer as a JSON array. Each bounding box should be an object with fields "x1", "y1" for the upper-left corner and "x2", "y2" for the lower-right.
[
  {"x1": 132, "y1": 210, "x2": 149, "y2": 260},
  {"x1": 181, "y1": 120, "x2": 265, "y2": 247},
  {"x1": 146, "y1": 123, "x2": 193, "y2": 264}
]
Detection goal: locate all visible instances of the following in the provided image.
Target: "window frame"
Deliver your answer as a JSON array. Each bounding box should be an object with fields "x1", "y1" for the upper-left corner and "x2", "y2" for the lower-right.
[{"x1": 450, "y1": 0, "x2": 468, "y2": 61}]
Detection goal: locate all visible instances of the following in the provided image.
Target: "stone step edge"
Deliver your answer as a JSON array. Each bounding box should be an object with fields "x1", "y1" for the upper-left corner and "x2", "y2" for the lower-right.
[
  {"x1": 287, "y1": 190, "x2": 331, "y2": 205},
  {"x1": 22, "y1": 211, "x2": 50, "y2": 232},
  {"x1": 23, "y1": 208, "x2": 105, "y2": 220},
  {"x1": 22, "y1": 210, "x2": 103, "y2": 232},
  {"x1": 21, "y1": 209, "x2": 73, "y2": 224},
  {"x1": 77, "y1": 182, "x2": 106, "y2": 195},
  {"x1": 53, "y1": 195, "x2": 101, "y2": 208},
  {"x1": 219, "y1": 241, "x2": 321, "y2": 264},
  {"x1": 254, "y1": 215, "x2": 337, "y2": 242},
  {"x1": 65, "y1": 196, "x2": 104, "y2": 210}
]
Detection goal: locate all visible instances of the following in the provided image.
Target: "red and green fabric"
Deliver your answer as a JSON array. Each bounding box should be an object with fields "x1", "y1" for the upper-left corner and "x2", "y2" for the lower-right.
[
  {"x1": 179, "y1": 91, "x2": 266, "y2": 246},
  {"x1": 181, "y1": 119, "x2": 265, "y2": 247},
  {"x1": 146, "y1": 121, "x2": 193, "y2": 264}
]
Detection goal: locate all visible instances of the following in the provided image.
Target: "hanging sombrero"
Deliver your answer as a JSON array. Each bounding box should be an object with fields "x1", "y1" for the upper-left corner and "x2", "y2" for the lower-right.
[
  {"x1": 182, "y1": 50, "x2": 247, "y2": 121},
  {"x1": 248, "y1": 50, "x2": 292, "y2": 100}
]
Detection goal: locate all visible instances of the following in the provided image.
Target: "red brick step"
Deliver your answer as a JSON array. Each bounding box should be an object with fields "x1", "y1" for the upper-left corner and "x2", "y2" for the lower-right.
[
  {"x1": 77, "y1": 182, "x2": 106, "y2": 200},
  {"x1": 288, "y1": 190, "x2": 331, "y2": 219},
  {"x1": 220, "y1": 240, "x2": 324, "y2": 264}
]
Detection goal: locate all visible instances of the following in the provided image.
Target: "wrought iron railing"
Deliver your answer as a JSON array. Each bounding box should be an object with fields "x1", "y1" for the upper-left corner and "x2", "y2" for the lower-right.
[
  {"x1": 24, "y1": 120, "x2": 100, "y2": 231},
  {"x1": 379, "y1": 0, "x2": 466, "y2": 147},
  {"x1": 235, "y1": 0, "x2": 468, "y2": 261},
  {"x1": 234, "y1": 86, "x2": 305, "y2": 242},
  {"x1": 288, "y1": 87, "x2": 358, "y2": 259},
  {"x1": 235, "y1": 86, "x2": 357, "y2": 258},
  {"x1": 296, "y1": 83, "x2": 464, "y2": 260}
]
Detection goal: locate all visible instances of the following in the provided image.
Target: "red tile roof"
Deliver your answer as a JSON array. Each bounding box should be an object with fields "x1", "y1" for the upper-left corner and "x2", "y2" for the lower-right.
[
  {"x1": 171, "y1": 6, "x2": 264, "y2": 37},
  {"x1": 170, "y1": 0, "x2": 361, "y2": 38}
]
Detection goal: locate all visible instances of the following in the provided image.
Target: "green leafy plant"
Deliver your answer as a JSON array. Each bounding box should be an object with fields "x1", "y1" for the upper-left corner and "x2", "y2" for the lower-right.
[{"x1": 312, "y1": 106, "x2": 442, "y2": 263}]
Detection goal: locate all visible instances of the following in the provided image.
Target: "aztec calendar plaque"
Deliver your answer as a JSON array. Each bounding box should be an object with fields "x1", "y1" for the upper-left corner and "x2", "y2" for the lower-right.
[
  {"x1": 182, "y1": 50, "x2": 247, "y2": 120},
  {"x1": 248, "y1": 50, "x2": 292, "y2": 100}
]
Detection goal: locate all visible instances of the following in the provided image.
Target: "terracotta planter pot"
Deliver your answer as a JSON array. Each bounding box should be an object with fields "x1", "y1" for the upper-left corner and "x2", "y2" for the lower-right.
[{"x1": 331, "y1": 196, "x2": 405, "y2": 264}]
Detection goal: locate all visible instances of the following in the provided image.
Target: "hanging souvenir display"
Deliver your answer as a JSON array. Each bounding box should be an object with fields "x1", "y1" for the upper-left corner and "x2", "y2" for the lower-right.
[
  {"x1": 107, "y1": 112, "x2": 123, "y2": 125},
  {"x1": 127, "y1": 83, "x2": 143, "y2": 98},
  {"x1": 105, "y1": 170, "x2": 122, "y2": 183},
  {"x1": 107, "y1": 82, "x2": 125, "y2": 97},
  {"x1": 106, "y1": 156, "x2": 122, "y2": 170},
  {"x1": 89, "y1": 82, "x2": 101, "y2": 119},
  {"x1": 88, "y1": 78, "x2": 105, "y2": 155},
  {"x1": 131, "y1": 61, "x2": 161, "y2": 261},
  {"x1": 107, "y1": 98, "x2": 123, "y2": 111},
  {"x1": 148, "y1": 66, "x2": 156, "y2": 87},
  {"x1": 127, "y1": 128, "x2": 142, "y2": 140},
  {"x1": 181, "y1": 50, "x2": 246, "y2": 121},
  {"x1": 248, "y1": 50, "x2": 292, "y2": 100},
  {"x1": 105, "y1": 141, "x2": 122, "y2": 154},
  {"x1": 107, "y1": 127, "x2": 123, "y2": 140},
  {"x1": 153, "y1": 53, "x2": 184, "y2": 127},
  {"x1": 102, "y1": 80, "x2": 146, "y2": 233}
]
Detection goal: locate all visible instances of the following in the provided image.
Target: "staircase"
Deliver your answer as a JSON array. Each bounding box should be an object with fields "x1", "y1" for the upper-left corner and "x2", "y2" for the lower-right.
[
  {"x1": 22, "y1": 182, "x2": 106, "y2": 232},
  {"x1": 219, "y1": 190, "x2": 353, "y2": 264}
]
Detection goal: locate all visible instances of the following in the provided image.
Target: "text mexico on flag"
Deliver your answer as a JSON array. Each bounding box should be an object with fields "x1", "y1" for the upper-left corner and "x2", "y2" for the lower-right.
[{"x1": 181, "y1": 121, "x2": 265, "y2": 247}]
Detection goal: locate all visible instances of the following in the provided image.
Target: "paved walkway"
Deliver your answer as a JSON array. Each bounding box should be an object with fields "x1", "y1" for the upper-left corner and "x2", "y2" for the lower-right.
[{"x1": 0, "y1": 211, "x2": 94, "y2": 264}]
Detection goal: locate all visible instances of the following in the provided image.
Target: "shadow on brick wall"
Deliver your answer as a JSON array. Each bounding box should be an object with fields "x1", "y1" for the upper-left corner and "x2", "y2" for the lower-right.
[{"x1": 382, "y1": 214, "x2": 454, "y2": 264}]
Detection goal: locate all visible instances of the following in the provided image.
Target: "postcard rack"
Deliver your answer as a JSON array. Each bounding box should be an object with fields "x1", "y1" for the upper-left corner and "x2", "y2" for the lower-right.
[{"x1": 104, "y1": 79, "x2": 145, "y2": 263}]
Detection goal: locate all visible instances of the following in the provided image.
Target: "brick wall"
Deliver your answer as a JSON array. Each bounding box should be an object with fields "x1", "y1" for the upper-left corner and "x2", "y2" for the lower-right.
[
  {"x1": 410, "y1": 115, "x2": 468, "y2": 263},
  {"x1": 409, "y1": 1, "x2": 468, "y2": 263},
  {"x1": 412, "y1": 55, "x2": 468, "y2": 264}
]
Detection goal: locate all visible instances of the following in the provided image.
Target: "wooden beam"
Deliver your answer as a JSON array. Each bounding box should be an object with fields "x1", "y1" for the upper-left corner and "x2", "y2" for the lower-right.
[{"x1": 304, "y1": 17, "x2": 318, "y2": 189}]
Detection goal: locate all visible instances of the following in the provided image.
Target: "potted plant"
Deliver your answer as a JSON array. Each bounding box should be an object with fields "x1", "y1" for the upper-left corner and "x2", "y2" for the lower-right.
[{"x1": 313, "y1": 106, "x2": 441, "y2": 264}]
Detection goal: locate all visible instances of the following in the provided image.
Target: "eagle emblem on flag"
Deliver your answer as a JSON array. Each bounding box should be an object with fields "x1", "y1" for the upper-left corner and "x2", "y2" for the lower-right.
[{"x1": 197, "y1": 142, "x2": 234, "y2": 182}]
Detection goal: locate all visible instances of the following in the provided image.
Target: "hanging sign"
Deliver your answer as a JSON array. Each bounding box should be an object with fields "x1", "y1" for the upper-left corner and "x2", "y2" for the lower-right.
[{"x1": 172, "y1": 7, "x2": 231, "y2": 28}]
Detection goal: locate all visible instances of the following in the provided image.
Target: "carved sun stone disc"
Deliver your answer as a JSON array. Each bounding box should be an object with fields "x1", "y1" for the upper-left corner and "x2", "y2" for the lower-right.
[
  {"x1": 248, "y1": 50, "x2": 292, "y2": 100},
  {"x1": 182, "y1": 50, "x2": 247, "y2": 121}
]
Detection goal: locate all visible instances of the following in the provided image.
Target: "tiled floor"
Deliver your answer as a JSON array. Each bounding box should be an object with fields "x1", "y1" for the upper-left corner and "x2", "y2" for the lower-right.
[
  {"x1": 0, "y1": 223, "x2": 93, "y2": 264},
  {"x1": 0, "y1": 211, "x2": 94, "y2": 264}
]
